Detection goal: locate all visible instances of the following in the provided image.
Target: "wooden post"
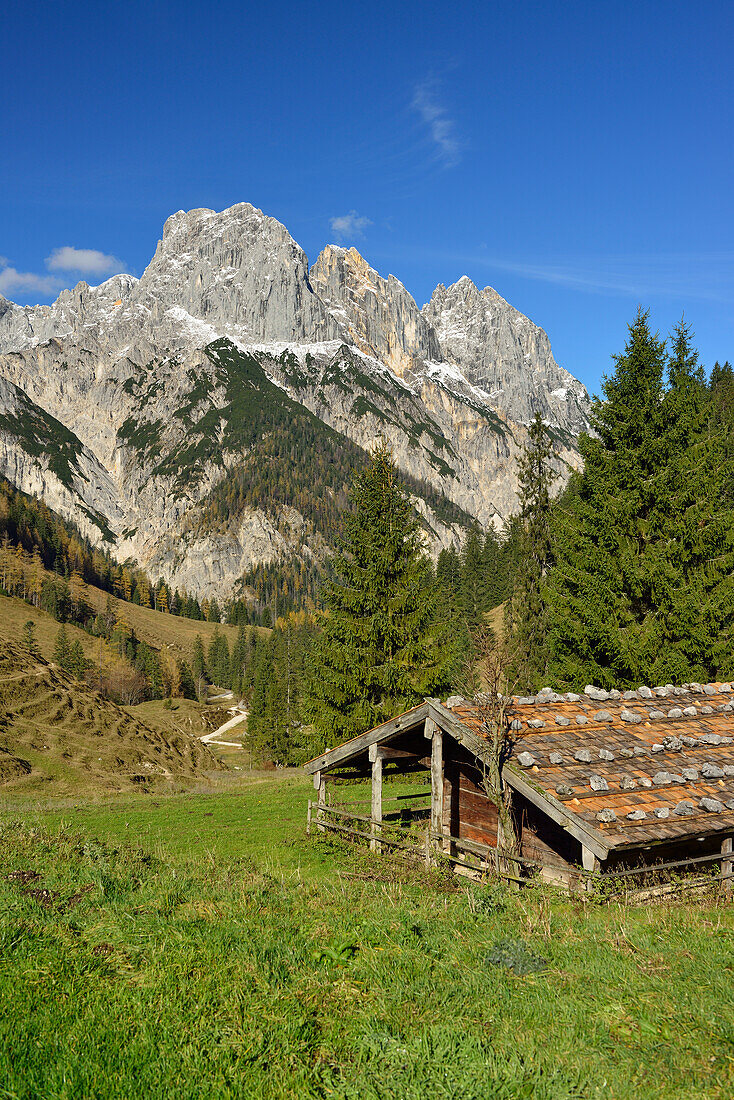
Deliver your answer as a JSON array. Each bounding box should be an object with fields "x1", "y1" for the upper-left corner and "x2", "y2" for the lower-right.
[
  {"x1": 369, "y1": 745, "x2": 382, "y2": 853},
  {"x1": 306, "y1": 800, "x2": 312, "y2": 836},
  {"x1": 425, "y1": 718, "x2": 443, "y2": 852},
  {"x1": 722, "y1": 837, "x2": 732, "y2": 895},
  {"x1": 424, "y1": 827, "x2": 432, "y2": 869},
  {"x1": 582, "y1": 845, "x2": 600, "y2": 888},
  {"x1": 315, "y1": 771, "x2": 326, "y2": 833}
]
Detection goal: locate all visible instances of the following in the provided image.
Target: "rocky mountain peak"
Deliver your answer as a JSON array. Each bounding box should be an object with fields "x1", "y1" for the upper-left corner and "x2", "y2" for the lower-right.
[
  {"x1": 422, "y1": 276, "x2": 588, "y2": 429},
  {"x1": 138, "y1": 202, "x2": 339, "y2": 345},
  {"x1": 310, "y1": 244, "x2": 440, "y2": 378}
]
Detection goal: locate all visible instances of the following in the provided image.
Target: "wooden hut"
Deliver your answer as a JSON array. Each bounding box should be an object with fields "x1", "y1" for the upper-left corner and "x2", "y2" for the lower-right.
[{"x1": 303, "y1": 683, "x2": 734, "y2": 888}]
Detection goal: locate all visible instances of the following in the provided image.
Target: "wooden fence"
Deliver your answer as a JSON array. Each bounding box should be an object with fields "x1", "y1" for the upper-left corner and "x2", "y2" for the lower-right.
[{"x1": 306, "y1": 799, "x2": 734, "y2": 896}]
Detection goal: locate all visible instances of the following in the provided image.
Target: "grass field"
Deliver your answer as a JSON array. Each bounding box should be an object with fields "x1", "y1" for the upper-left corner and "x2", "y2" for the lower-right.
[{"x1": 2, "y1": 772, "x2": 733, "y2": 1099}]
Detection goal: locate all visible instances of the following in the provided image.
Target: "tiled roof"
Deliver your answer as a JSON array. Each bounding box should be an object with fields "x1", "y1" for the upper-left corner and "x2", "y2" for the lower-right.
[{"x1": 448, "y1": 681, "x2": 734, "y2": 850}]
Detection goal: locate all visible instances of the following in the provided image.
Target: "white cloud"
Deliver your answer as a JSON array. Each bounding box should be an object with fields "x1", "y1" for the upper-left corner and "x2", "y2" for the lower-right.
[
  {"x1": 329, "y1": 211, "x2": 373, "y2": 242},
  {"x1": 412, "y1": 78, "x2": 460, "y2": 167},
  {"x1": 46, "y1": 246, "x2": 125, "y2": 276},
  {"x1": 0, "y1": 264, "x2": 63, "y2": 297}
]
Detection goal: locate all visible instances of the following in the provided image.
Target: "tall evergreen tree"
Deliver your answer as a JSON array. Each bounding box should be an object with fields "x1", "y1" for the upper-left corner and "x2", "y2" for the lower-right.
[
  {"x1": 305, "y1": 441, "x2": 451, "y2": 745},
  {"x1": 459, "y1": 524, "x2": 487, "y2": 626},
  {"x1": 547, "y1": 311, "x2": 734, "y2": 687},
  {"x1": 53, "y1": 625, "x2": 71, "y2": 674},
  {"x1": 505, "y1": 411, "x2": 558, "y2": 690}
]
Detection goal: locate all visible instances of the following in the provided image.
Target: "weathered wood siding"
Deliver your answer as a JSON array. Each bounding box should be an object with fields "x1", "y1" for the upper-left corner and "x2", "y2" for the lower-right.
[
  {"x1": 444, "y1": 754, "x2": 498, "y2": 847},
  {"x1": 517, "y1": 798, "x2": 580, "y2": 869}
]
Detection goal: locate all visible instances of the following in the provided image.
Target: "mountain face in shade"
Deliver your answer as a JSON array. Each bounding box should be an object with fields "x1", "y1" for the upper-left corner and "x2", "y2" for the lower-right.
[{"x1": 0, "y1": 203, "x2": 590, "y2": 601}]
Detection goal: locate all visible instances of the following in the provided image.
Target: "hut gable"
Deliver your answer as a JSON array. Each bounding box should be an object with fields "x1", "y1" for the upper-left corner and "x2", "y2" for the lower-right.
[{"x1": 304, "y1": 681, "x2": 734, "y2": 882}]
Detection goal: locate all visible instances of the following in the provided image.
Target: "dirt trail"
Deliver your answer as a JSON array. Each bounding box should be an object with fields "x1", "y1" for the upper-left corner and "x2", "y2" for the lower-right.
[{"x1": 200, "y1": 707, "x2": 248, "y2": 748}]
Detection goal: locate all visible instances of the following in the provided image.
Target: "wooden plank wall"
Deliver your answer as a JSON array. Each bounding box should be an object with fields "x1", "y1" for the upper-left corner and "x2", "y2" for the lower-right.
[
  {"x1": 444, "y1": 755, "x2": 498, "y2": 847},
  {"x1": 518, "y1": 799, "x2": 580, "y2": 869}
]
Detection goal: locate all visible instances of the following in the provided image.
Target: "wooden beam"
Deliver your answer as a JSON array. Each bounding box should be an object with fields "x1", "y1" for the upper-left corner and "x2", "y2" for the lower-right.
[
  {"x1": 430, "y1": 723, "x2": 444, "y2": 843},
  {"x1": 582, "y1": 845, "x2": 600, "y2": 874},
  {"x1": 722, "y1": 837, "x2": 733, "y2": 895},
  {"x1": 503, "y1": 767, "x2": 609, "y2": 860},
  {"x1": 304, "y1": 703, "x2": 430, "y2": 774},
  {"x1": 371, "y1": 754, "x2": 383, "y2": 853},
  {"x1": 317, "y1": 773, "x2": 326, "y2": 833},
  {"x1": 375, "y1": 746, "x2": 430, "y2": 764}
]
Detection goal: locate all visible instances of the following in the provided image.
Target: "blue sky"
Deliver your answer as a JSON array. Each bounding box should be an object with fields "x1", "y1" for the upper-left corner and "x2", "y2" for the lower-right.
[{"x1": 3, "y1": 0, "x2": 733, "y2": 395}]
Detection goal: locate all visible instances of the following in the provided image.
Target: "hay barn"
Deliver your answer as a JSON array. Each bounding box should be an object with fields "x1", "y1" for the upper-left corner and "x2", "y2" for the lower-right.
[{"x1": 304, "y1": 682, "x2": 734, "y2": 889}]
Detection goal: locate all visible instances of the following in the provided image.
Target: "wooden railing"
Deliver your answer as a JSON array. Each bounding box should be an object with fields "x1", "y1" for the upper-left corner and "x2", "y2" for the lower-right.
[{"x1": 306, "y1": 800, "x2": 734, "y2": 895}]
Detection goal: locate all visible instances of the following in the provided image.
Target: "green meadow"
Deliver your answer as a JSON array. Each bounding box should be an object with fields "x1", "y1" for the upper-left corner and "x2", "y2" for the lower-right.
[{"x1": 1, "y1": 772, "x2": 733, "y2": 1100}]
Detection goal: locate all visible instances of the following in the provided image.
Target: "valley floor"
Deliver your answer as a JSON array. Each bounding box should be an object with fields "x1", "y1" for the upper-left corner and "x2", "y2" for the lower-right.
[{"x1": 1, "y1": 772, "x2": 733, "y2": 1099}]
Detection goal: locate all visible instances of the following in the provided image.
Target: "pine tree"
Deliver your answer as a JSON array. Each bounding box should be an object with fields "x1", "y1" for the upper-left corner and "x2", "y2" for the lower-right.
[
  {"x1": 54, "y1": 625, "x2": 71, "y2": 674},
  {"x1": 505, "y1": 411, "x2": 558, "y2": 690},
  {"x1": 459, "y1": 524, "x2": 487, "y2": 626},
  {"x1": 546, "y1": 311, "x2": 734, "y2": 687},
  {"x1": 69, "y1": 639, "x2": 86, "y2": 679},
  {"x1": 23, "y1": 620, "x2": 37, "y2": 654},
  {"x1": 192, "y1": 634, "x2": 207, "y2": 698},
  {"x1": 305, "y1": 441, "x2": 451, "y2": 745}
]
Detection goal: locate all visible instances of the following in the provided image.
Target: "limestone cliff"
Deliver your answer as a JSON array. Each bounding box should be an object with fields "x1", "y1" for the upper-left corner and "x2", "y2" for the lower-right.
[{"x1": 0, "y1": 203, "x2": 591, "y2": 602}]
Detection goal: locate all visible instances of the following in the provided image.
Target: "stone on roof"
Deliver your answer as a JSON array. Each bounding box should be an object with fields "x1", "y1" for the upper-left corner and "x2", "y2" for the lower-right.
[
  {"x1": 597, "y1": 808, "x2": 616, "y2": 822},
  {"x1": 575, "y1": 715, "x2": 588, "y2": 726},
  {"x1": 620, "y1": 709, "x2": 643, "y2": 723},
  {"x1": 627, "y1": 810, "x2": 647, "y2": 821},
  {"x1": 594, "y1": 710, "x2": 613, "y2": 723},
  {"x1": 638, "y1": 686, "x2": 653, "y2": 698},
  {"x1": 549, "y1": 752, "x2": 564, "y2": 765},
  {"x1": 683, "y1": 706, "x2": 697, "y2": 717},
  {"x1": 667, "y1": 708, "x2": 683, "y2": 718},
  {"x1": 517, "y1": 752, "x2": 536, "y2": 768},
  {"x1": 589, "y1": 775, "x2": 609, "y2": 791},
  {"x1": 620, "y1": 776, "x2": 636, "y2": 790},
  {"x1": 649, "y1": 710, "x2": 666, "y2": 719},
  {"x1": 673, "y1": 800, "x2": 696, "y2": 816},
  {"x1": 662, "y1": 735, "x2": 683, "y2": 751},
  {"x1": 445, "y1": 695, "x2": 465, "y2": 708},
  {"x1": 574, "y1": 749, "x2": 592, "y2": 763},
  {"x1": 699, "y1": 797, "x2": 724, "y2": 813},
  {"x1": 599, "y1": 748, "x2": 615, "y2": 761},
  {"x1": 701, "y1": 762, "x2": 725, "y2": 779},
  {"x1": 555, "y1": 715, "x2": 571, "y2": 726}
]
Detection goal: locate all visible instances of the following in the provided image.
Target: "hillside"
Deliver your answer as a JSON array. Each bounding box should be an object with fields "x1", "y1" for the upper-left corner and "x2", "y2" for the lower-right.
[
  {"x1": 0, "y1": 202, "x2": 590, "y2": 603},
  {"x1": 0, "y1": 628, "x2": 222, "y2": 796}
]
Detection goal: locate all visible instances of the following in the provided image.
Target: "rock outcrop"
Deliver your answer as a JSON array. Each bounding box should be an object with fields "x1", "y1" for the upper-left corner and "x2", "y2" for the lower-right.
[
  {"x1": 422, "y1": 276, "x2": 589, "y2": 431},
  {"x1": 0, "y1": 202, "x2": 591, "y2": 601}
]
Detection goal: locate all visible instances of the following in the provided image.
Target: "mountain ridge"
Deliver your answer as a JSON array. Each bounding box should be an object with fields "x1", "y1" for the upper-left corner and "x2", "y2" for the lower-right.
[{"x1": 0, "y1": 202, "x2": 590, "y2": 603}]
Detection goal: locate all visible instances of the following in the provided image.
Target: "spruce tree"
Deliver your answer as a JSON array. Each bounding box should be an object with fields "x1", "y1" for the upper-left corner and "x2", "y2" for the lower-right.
[
  {"x1": 459, "y1": 524, "x2": 487, "y2": 626},
  {"x1": 546, "y1": 311, "x2": 734, "y2": 687},
  {"x1": 69, "y1": 639, "x2": 86, "y2": 680},
  {"x1": 505, "y1": 411, "x2": 558, "y2": 690},
  {"x1": 305, "y1": 441, "x2": 451, "y2": 745},
  {"x1": 53, "y1": 625, "x2": 71, "y2": 674}
]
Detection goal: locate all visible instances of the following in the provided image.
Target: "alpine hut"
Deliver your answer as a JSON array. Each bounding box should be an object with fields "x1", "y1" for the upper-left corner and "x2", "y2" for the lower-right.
[{"x1": 304, "y1": 682, "x2": 734, "y2": 887}]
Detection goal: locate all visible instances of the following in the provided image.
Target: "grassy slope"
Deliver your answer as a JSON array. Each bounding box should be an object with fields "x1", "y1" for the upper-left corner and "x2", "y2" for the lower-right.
[
  {"x1": 1, "y1": 774, "x2": 733, "y2": 1099},
  {"x1": 0, "y1": 587, "x2": 246, "y2": 668},
  {"x1": 0, "y1": 627, "x2": 223, "y2": 798},
  {"x1": 81, "y1": 582, "x2": 246, "y2": 657}
]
